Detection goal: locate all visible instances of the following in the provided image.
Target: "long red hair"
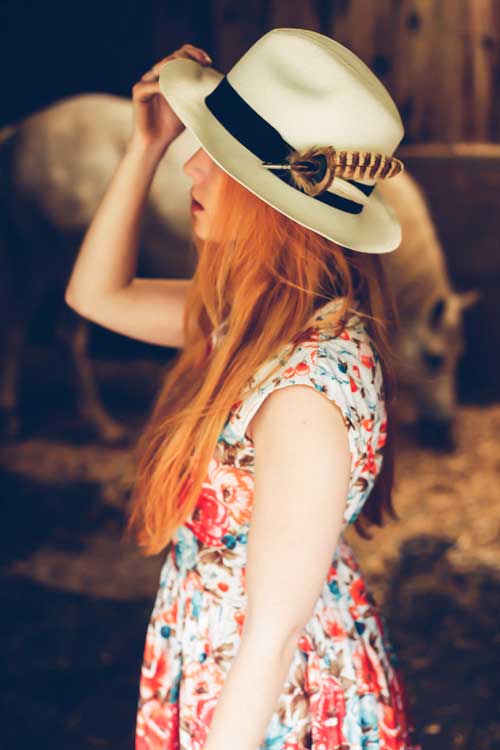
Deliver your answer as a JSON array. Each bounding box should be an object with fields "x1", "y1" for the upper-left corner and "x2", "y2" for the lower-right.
[{"x1": 124, "y1": 169, "x2": 403, "y2": 556}]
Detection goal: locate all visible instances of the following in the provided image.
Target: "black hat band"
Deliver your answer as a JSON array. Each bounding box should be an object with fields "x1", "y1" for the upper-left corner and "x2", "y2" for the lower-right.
[{"x1": 204, "y1": 75, "x2": 375, "y2": 215}]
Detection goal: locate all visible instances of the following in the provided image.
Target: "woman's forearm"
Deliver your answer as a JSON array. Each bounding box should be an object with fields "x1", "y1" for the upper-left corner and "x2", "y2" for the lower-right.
[
  {"x1": 65, "y1": 137, "x2": 168, "y2": 305},
  {"x1": 203, "y1": 628, "x2": 302, "y2": 750}
]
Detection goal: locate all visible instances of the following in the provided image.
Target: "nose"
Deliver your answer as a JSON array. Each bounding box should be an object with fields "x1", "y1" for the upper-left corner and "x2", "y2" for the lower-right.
[{"x1": 182, "y1": 147, "x2": 204, "y2": 177}]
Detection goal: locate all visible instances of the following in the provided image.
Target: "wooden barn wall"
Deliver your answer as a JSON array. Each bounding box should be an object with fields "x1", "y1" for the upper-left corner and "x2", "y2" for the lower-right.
[{"x1": 151, "y1": 0, "x2": 500, "y2": 143}]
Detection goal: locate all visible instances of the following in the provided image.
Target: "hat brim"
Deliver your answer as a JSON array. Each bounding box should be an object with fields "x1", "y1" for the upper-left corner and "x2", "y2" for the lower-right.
[{"x1": 158, "y1": 57, "x2": 402, "y2": 254}]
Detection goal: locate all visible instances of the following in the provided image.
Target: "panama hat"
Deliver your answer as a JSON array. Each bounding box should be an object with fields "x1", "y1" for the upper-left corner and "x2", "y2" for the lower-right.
[{"x1": 158, "y1": 27, "x2": 405, "y2": 254}]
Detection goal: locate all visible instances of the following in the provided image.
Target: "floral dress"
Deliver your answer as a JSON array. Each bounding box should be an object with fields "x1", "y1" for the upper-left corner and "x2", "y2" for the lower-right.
[{"x1": 135, "y1": 297, "x2": 420, "y2": 750}]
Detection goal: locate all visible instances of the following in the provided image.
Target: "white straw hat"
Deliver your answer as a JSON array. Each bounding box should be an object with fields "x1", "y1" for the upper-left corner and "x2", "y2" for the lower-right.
[{"x1": 158, "y1": 27, "x2": 405, "y2": 254}]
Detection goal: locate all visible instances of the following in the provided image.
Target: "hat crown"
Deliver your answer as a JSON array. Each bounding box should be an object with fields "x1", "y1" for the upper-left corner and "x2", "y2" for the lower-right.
[{"x1": 226, "y1": 28, "x2": 404, "y2": 166}]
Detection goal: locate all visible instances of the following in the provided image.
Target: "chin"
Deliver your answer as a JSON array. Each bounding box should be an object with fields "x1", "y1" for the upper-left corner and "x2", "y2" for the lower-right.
[
  {"x1": 192, "y1": 224, "x2": 207, "y2": 241},
  {"x1": 192, "y1": 215, "x2": 209, "y2": 238}
]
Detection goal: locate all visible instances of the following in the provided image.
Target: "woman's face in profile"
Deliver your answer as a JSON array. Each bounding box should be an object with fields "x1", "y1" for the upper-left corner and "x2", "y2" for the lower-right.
[{"x1": 183, "y1": 146, "x2": 225, "y2": 239}]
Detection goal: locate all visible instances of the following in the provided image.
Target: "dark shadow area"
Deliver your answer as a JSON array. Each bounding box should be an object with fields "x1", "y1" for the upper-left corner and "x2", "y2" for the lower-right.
[
  {"x1": 0, "y1": 576, "x2": 152, "y2": 750},
  {"x1": 1, "y1": 475, "x2": 499, "y2": 749},
  {"x1": 0, "y1": 470, "x2": 123, "y2": 565},
  {"x1": 385, "y1": 535, "x2": 500, "y2": 750}
]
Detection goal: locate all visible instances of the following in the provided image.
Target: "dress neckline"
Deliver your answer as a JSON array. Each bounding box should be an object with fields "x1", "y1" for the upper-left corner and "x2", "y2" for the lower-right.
[
  {"x1": 308, "y1": 295, "x2": 361, "y2": 325},
  {"x1": 209, "y1": 296, "x2": 360, "y2": 351}
]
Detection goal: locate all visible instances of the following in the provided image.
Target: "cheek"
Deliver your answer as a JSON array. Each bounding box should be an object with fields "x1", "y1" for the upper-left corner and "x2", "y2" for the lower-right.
[{"x1": 210, "y1": 169, "x2": 226, "y2": 200}]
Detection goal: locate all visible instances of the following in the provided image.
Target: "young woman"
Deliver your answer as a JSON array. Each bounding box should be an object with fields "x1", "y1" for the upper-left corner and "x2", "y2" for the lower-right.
[{"x1": 66, "y1": 29, "x2": 421, "y2": 750}]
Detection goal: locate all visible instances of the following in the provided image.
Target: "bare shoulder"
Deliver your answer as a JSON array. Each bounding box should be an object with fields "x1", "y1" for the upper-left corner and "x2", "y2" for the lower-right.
[{"x1": 248, "y1": 380, "x2": 347, "y2": 451}]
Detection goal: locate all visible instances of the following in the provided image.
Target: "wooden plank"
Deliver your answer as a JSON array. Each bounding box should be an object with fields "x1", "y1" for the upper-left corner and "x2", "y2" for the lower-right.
[
  {"x1": 397, "y1": 142, "x2": 500, "y2": 279},
  {"x1": 269, "y1": 0, "x2": 320, "y2": 31},
  {"x1": 210, "y1": 0, "x2": 269, "y2": 71},
  {"x1": 151, "y1": 0, "x2": 214, "y2": 63},
  {"x1": 148, "y1": 0, "x2": 500, "y2": 141},
  {"x1": 324, "y1": 0, "x2": 500, "y2": 141},
  {"x1": 467, "y1": 0, "x2": 498, "y2": 139},
  {"x1": 489, "y1": 0, "x2": 500, "y2": 137}
]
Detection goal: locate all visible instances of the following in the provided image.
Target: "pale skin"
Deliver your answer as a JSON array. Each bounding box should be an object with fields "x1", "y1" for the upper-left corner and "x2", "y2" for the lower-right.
[{"x1": 65, "y1": 44, "x2": 351, "y2": 750}]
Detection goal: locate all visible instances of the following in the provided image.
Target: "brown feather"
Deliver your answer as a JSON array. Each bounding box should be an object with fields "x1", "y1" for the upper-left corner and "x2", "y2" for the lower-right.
[{"x1": 262, "y1": 144, "x2": 404, "y2": 197}]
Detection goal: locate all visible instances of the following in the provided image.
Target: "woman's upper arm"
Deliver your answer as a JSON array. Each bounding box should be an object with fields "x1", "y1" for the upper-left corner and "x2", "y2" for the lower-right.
[
  {"x1": 65, "y1": 277, "x2": 191, "y2": 348},
  {"x1": 242, "y1": 382, "x2": 351, "y2": 644}
]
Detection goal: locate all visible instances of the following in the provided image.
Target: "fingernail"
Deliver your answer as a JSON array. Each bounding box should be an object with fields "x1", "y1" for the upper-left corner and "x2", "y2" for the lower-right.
[{"x1": 204, "y1": 53, "x2": 212, "y2": 62}]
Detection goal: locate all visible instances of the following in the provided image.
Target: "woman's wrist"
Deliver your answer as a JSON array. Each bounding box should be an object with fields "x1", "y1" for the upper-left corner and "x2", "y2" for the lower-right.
[{"x1": 126, "y1": 134, "x2": 171, "y2": 165}]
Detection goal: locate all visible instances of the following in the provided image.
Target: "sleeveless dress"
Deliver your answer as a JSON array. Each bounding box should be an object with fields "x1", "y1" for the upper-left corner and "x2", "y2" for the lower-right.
[{"x1": 135, "y1": 297, "x2": 420, "y2": 750}]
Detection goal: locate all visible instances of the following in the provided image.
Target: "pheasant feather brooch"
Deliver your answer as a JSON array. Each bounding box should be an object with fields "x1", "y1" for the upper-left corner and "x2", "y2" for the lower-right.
[{"x1": 261, "y1": 145, "x2": 404, "y2": 198}]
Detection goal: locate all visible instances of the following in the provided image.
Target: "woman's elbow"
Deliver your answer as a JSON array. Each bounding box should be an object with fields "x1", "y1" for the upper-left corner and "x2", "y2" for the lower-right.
[{"x1": 242, "y1": 609, "x2": 308, "y2": 652}]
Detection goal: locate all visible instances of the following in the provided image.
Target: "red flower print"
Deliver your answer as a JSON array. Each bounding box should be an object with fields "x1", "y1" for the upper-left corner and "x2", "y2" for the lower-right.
[
  {"x1": 180, "y1": 660, "x2": 226, "y2": 740},
  {"x1": 352, "y1": 641, "x2": 385, "y2": 696},
  {"x1": 188, "y1": 695, "x2": 219, "y2": 749},
  {"x1": 310, "y1": 675, "x2": 346, "y2": 749},
  {"x1": 339, "y1": 328, "x2": 351, "y2": 340},
  {"x1": 379, "y1": 678, "x2": 419, "y2": 750},
  {"x1": 359, "y1": 341, "x2": 375, "y2": 370},
  {"x1": 348, "y1": 601, "x2": 361, "y2": 622},
  {"x1": 326, "y1": 564, "x2": 338, "y2": 586},
  {"x1": 283, "y1": 358, "x2": 312, "y2": 379},
  {"x1": 327, "y1": 619, "x2": 347, "y2": 641},
  {"x1": 157, "y1": 605, "x2": 178, "y2": 638},
  {"x1": 139, "y1": 632, "x2": 169, "y2": 701},
  {"x1": 320, "y1": 605, "x2": 347, "y2": 641},
  {"x1": 379, "y1": 701, "x2": 409, "y2": 750},
  {"x1": 186, "y1": 482, "x2": 230, "y2": 546},
  {"x1": 231, "y1": 398, "x2": 244, "y2": 414},
  {"x1": 304, "y1": 650, "x2": 321, "y2": 694},
  {"x1": 297, "y1": 633, "x2": 314, "y2": 653},
  {"x1": 361, "y1": 353, "x2": 374, "y2": 368},
  {"x1": 349, "y1": 375, "x2": 358, "y2": 393},
  {"x1": 234, "y1": 608, "x2": 246, "y2": 636},
  {"x1": 362, "y1": 438, "x2": 378, "y2": 475},
  {"x1": 361, "y1": 417, "x2": 374, "y2": 432},
  {"x1": 136, "y1": 698, "x2": 179, "y2": 750},
  {"x1": 386, "y1": 666, "x2": 419, "y2": 747},
  {"x1": 209, "y1": 460, "x2": 254, "y2": 526},
  {"x1": 377, "y1": 418, "x2": 388, "y2": 448},
  {"x1": 350, "y1": 577, "x2": 369, "y2": 607}
]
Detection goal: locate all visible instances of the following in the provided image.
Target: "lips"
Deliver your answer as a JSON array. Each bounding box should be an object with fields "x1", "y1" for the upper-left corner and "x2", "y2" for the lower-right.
[{"x1": 191, "y1": 192, "x2": 204, "y2": 209}]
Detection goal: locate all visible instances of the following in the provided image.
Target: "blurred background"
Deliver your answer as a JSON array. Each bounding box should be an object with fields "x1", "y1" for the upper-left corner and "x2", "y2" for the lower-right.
[{"x1": 1, "y1": 1, "x2": 499, "y2": 749}]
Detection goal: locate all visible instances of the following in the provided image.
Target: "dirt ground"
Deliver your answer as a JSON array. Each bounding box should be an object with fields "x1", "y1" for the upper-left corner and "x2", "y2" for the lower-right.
[{"x1": 1, "y1": 355, "x2": 499, "y2": 750}]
